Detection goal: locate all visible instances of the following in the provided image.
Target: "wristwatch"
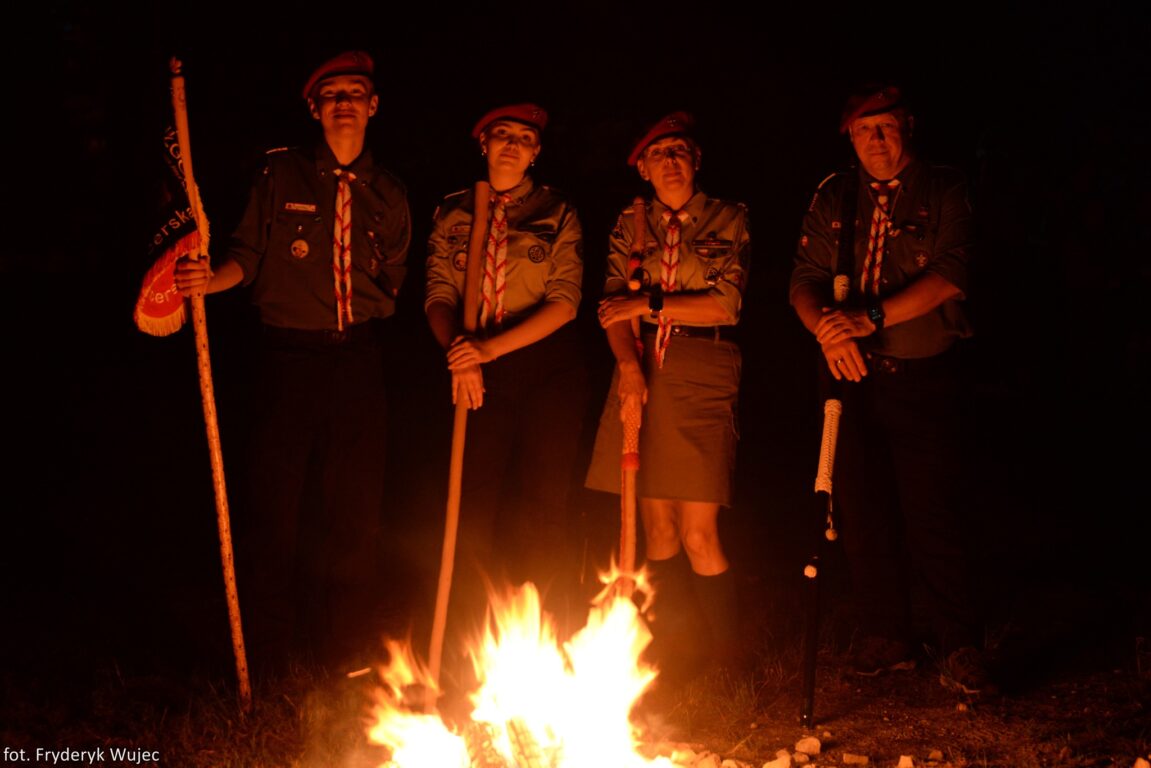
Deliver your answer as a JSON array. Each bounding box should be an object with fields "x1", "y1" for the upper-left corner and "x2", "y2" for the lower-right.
[
  {"x1": 649, "y1": 288, "x2": 664, "y2": 319},
  {"x1": 867, "y1": 302, "x2": 885, "y2": 332}
]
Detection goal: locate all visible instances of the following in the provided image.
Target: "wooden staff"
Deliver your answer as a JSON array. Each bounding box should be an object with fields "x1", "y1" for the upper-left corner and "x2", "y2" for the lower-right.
[
  {"x1": 426, "y1": 180, "x2": 492, "y2": 710},
  {"x1": 800, "y1": 273, "x2": 852, "y2": 726},
  {"x1": 618, "y1": 197, "x2": 648, "y2": 589},
  {"x1": 169, "y1": 57, "x2": 251, "y2": 714}
]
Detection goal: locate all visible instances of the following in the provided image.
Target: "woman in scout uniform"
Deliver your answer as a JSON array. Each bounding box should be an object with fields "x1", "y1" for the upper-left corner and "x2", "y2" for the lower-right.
[
  {"x1": 587, "y1": 111, "x2": 750, "y2": 673},
  {"x1": 425, "y1": 103, "x2": 587, "y2": 625}
]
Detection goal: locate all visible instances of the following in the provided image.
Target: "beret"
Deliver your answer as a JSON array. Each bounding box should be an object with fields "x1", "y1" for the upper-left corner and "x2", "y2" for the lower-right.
[
  {"x1": 628, "y1": 111, "x2": 696, "y2": 166},
  {"x1": 471, "y1": 103, "x2": 549, "y2": 139},
  {"x1": 839, "y1": 84, "x2": 904, "y2": 134},
  {"x1": 301, "y1": 50, "x2": 375, "y2": 100}
]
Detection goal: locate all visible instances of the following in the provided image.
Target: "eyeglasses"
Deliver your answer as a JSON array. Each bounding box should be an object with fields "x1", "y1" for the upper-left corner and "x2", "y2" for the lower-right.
[
  {"x1": 850, "y1": 119, "x2": 903, "y2": 140},
  {"x1": 645, "y1": 143, "x2": 694, "y2": 162},
  {"x1": 315, "y1": 90, "x2": 373, "y2": 104}
]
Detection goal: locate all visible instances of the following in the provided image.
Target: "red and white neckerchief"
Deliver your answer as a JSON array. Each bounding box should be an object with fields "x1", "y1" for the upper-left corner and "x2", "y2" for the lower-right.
[
  {"x1": 860, "y1": 179, "x2": 900, "y2": 297},
  {"x1": 654, "y1": 209, "x2": 690, "y2": 368},
  {"x1": 332, "y1": 168, "x2": 356, "y2": 331},
  {"x1": 480, "y1": 192, "x2": 513, "y2": 330}
]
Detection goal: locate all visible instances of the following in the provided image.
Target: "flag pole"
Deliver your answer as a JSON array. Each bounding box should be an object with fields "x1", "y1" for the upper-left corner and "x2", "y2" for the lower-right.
[{"x1": 169, "y1": 56, "x2": 251, "y2": 714}]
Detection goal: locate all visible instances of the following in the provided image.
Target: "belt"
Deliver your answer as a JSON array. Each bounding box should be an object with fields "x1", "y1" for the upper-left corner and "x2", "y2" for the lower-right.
[
  {"x1": 261, "y1": 321, "x2": 380, "y2": 347},
  {"x1": 640, "y1": 323, "x2": 738, "y2": 341},
  {"x1": 865, "y1": 348, "x2": 955, "y2": 375}
]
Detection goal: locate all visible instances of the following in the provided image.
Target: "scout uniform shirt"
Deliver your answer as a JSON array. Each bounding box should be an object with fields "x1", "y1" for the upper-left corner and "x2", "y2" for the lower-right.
[
  {"x1": 790, "y1": 158, "x2": 972, "y2": 359},
  {"x1": 228, "y1": 143, "x2": 411, "y2": 330},
  {"x1": 425, "y1": 176, "x2": 582, "y2": 328},
  {"x1": 605, "y1": 191, "x2": 750, "y2": 327}
]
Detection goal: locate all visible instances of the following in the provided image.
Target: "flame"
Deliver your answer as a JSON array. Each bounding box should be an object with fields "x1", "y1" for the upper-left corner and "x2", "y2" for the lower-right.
[{"x1": 368, "y1": 575, "x2": 677, "y2": 767}]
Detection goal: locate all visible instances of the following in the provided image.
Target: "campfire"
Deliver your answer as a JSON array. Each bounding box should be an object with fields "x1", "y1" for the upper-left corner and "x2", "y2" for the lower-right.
[{"x1": 367, "y1": 574, "x2": 681, "y2": 768}]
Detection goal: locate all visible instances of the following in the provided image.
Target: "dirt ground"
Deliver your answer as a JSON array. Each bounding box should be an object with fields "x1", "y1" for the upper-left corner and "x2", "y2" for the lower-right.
[{"x1": 628, "y1": 573, "x2": 1151, "y2": 768}]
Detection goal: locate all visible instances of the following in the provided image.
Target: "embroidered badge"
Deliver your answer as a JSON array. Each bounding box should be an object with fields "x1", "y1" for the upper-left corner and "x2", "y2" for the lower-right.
[
  {"x1": 284, "y1": 202, "x2": 317, "y2": 213},
  {"x1": 705, "y1": 267, "x2": 721, "y2": 285},
  {"x1": 528, "y1": 245, "x2": 546, "y2": 263},
  {"x1": 693, "y1": 238, "x2": 732, "y2": 257},
  {"x1": 450, "y1": 224, "x2": 471, "y2": 235},
  {"x1": 453, "y1": 251, "x2": 467, "y2": 272},
  {"x1": 290, "y1": 239, "x2": 309, "y2": 259}
]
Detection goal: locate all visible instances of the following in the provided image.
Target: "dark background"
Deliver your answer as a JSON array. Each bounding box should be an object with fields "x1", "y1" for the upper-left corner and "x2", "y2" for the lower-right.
[{"x1": 3, "y1": 1, "x2": 1148, "y2": 696}]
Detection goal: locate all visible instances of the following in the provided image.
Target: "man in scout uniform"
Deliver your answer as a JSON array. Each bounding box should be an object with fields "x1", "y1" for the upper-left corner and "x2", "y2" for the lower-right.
[
  {"x1": 175, "y1": 50, "x2": 411, "y2": 673},
  {"x1": 790, "y1": 83, "x2": 993, "y2": 693}
]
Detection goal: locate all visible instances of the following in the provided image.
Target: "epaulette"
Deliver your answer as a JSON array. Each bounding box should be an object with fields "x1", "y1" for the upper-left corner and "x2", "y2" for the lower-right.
[
  {"x1": 620, "y1": 200, "x2": 646, "y2": 217},
  {"x1": 815, "y1": 170, "x2": 849, "y2": 191}
]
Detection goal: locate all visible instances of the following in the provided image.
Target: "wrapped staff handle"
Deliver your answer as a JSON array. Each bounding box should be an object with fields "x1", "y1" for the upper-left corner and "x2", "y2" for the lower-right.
[{"x1": 814, "y1": 398, "x2": 841, "y2": 496}]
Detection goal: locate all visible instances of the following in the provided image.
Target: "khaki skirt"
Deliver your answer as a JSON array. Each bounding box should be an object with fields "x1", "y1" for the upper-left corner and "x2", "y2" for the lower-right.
[{"x1": 585, "y1": 332, "x2": 741, "y2": 506}]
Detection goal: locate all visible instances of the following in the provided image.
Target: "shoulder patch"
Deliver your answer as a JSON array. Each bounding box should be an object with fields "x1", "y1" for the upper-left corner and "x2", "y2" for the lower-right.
[{"x1": 815, "y1": 171, "x2": 844, "y2": 191}]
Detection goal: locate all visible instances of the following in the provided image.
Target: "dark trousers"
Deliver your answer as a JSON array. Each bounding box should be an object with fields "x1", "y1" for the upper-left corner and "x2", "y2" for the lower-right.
[
  {"x1": 451, "y1": 325, "x2": 589, "y2": 634},
  {"x1": 239, "y1": 321, "x2": 389, "y2": 671},
  {"x1": 833, "y1": 346, "x2": 981, "y2": 653}
]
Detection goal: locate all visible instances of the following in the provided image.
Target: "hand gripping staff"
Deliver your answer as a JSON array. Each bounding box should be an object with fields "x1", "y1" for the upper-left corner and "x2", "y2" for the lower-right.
[
  {"x1": 169, "y1": 58, "x2": 251, "y2": 715},
  {"x1": 617, "y1": 197, "x2": 648, "y2": 595},
  {"x1": 426, "y1": 181, "x2": 492, "y2": 711}
]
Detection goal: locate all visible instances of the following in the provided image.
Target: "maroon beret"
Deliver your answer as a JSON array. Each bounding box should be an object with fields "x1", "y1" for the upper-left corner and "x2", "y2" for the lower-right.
[
  {"x1": 627, "y1": 111, "x2": 696, "y2": 166},
  {"x1": 471, "y1": 103, "x2": 549, "y2": 139},
  {"x1": 839, "y1": 84, "x2": 904, "y2": 134},
  {"x1": 301, "y1": 50, "x2": 375, "y2": 100}
]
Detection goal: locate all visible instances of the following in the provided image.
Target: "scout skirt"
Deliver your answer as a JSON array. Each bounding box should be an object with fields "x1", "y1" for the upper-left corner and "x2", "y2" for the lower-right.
[{"x1": 585, "y1": 331, "x2": 741, "y2": 506}]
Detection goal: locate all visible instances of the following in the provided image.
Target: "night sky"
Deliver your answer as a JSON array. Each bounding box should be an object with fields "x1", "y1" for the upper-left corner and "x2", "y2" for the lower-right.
[{"x1": 3, "y1": 2, "x2": 1148, "y2": 686}]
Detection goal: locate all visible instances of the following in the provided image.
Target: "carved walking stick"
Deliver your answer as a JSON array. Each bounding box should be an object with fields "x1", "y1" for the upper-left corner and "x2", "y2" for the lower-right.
[{"x1": 168, "y1": 57, "x2": 251, "y2": 715}]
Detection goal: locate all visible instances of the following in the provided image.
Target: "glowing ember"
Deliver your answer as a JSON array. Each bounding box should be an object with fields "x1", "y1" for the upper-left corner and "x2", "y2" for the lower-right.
[{"x1": 368, "y1": 576, "x2": 677, "y2": 767}]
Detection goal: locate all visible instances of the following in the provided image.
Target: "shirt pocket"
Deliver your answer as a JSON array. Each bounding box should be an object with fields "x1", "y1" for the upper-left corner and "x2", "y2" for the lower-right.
[
  {"x1": 270, "y1": 210, "x2": 325, "y2": 265},
  {"x1": 510, "y1": 225, "x2": 556, "y2": 268},
  {"x1": 893, "y1": 209, "x2": 935, "y2": 277},
  {"x1": 691, "y1": 237, "x2": 734, "y2": 286}
]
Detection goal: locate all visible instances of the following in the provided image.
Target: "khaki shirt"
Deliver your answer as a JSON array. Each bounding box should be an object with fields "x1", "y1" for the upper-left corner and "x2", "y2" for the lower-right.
[
  {"x1": 605, "y1": 191, "x2": 750, "y2": 327},
  {"x1": 425, "y1": 176, "x2": 583, "y2": 327}
]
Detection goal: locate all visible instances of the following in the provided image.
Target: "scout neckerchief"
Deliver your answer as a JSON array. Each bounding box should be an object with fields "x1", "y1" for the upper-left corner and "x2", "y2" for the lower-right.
[
  {"x1": 860, "y1": 179, "x2": 900, "y2": 297},
  {"x1": 332, "y1": 167, "x2": 356, "y2": 331},
  {"x1": 480, "y1": 192, "x2": 513, "y2": 330},
  {"x1": 655, "y1": 209, "x2": 690, "y2": 368}
]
